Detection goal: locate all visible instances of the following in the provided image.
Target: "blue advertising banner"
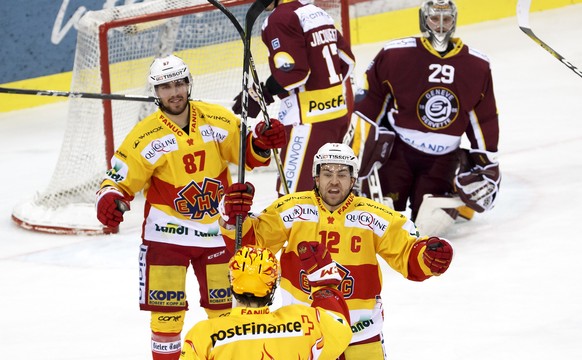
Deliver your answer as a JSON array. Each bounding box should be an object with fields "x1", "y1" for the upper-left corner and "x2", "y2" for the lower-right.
[
  {"x1": 2, "y1": 0, "x2": 576, "y2": 112},
  {"x1": 1, "y1": 0, "x2": 149, "y2": 84}
]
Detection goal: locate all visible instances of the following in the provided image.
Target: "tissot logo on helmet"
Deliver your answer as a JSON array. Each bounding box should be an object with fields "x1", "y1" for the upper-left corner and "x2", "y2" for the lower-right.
[
  {"x1": 153, "y1": 68, "x2": 187, "y2": 82},
  {"x1": 312, "y1": 143, "x2": 359, "y2": 178},
  {"x1": 148, "y1": 55, "x2": 191, "y2": 86}
]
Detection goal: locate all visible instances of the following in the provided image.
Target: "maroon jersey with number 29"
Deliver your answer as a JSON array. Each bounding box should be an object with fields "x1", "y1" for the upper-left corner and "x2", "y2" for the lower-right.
[{"x1": 355, "y1": 37, "x2": 499, "y2": 155}]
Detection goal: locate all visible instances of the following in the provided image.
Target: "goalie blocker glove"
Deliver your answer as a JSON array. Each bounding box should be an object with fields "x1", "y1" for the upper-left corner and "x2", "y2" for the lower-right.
[
  {"x1": 297, "y1": 241, "x2": 342, "y2": 287},
  {"x1": 219, "y1": 182, "x2": 255, "y2": 225},
  {"x1": 95, "y1": 186, "x2": 130, "y2": 228},
  {"x1": 455, "y1": 150, "x2": 501, "y2": 212}
]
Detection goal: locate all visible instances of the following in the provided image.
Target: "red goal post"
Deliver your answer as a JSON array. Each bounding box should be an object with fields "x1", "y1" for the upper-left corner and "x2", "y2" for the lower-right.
[{"x1": 11, "y1": 0, "x2": 351, "y2": 235}]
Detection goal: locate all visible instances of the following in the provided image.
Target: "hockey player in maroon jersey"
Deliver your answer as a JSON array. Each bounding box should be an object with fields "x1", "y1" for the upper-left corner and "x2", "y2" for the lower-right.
[
  {"x1": 232, "y1": 0, "x2": 356, "y2": 196},
  {"x1": 180, "y1": 244, "x2": 352, "y2": 359},
  {"x1": 354, "y1": 0, "x2": 501, "y2": 235},
  {"x1": 95, "y1": 54, "x2": 286, "y2": 360},
  {"x1": 218, "y1": 143, "x2": 454, "y2": 359}
]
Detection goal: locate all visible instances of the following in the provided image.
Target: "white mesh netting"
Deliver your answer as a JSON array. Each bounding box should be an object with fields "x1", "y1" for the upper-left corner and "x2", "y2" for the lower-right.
[{"x1": 12, "y1": 0, "x2": 346, "y2": 234}]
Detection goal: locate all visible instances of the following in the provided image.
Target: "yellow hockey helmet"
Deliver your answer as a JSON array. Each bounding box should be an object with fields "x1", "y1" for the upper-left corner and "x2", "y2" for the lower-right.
[{"x1": 229, "y1": 246, "x2": 280, "y2": 298}]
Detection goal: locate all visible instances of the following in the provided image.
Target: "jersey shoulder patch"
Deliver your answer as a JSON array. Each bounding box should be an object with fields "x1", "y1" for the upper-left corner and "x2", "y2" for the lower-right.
[
  {"x1": 296, "y1": 4, "x2": 334, "y2": 32},
  {"x1": 468, "y1": 47, "x2": 491, "y2": 63},
  {"x1": 383, "y1": 37, "x2": 417, "y2": 51}
]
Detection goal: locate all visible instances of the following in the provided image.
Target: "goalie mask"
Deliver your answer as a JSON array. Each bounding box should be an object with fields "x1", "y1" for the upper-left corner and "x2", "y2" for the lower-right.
[
  {"x1": 229, "y1": 246, "x2": 280, "y2": 303},
  {"x1": 419, "y1": 0, "x2": 457, "y2": 52},
  {"x1": 313, "y1": 143, "x2": 359, "y2": 179}
]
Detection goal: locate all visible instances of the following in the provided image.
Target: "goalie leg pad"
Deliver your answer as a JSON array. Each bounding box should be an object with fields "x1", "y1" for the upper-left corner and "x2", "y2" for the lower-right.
[{"x1": 415, "y1": 194, "x2": 464, "y2": 236}]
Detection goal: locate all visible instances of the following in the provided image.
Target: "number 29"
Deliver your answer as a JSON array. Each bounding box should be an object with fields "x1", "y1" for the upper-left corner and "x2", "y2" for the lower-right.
[{"x1": 428, "y1": 64, "x2": 455, "y2": 84}]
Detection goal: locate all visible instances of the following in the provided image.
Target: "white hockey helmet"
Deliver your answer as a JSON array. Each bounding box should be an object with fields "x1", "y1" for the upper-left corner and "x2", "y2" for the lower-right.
[
  {"x1": 312, "y1": 143, "x2": 359, "y2": 179},
  {"x1": 419, "y1": 0, "x2": 457, "y2": 51},
  {"x1": 148, "y1": 54, "x2": 191, "y2": 86}
]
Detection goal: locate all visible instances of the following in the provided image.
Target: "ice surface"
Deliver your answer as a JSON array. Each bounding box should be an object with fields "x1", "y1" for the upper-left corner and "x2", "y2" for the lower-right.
[{"x1": 1, "y1": 5, "x2": 582, "y2": 359}]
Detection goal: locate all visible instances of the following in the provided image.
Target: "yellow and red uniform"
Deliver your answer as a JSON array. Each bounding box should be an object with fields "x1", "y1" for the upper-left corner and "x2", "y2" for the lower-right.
[
  {"x1": 221, "y1": 191, "x2": 435, "y2": 345},
  {"x1": 101, "y1": 100, "x2": 269, "y2": 248},
  {"x1": 99, "y1": 100, "x2": 270, "y2": 313},
  {"x1": 180, "y1": 299, "x2": 352, "y2": 360}
]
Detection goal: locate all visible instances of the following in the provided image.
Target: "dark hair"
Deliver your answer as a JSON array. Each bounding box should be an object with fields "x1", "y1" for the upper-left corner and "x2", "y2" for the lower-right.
[{"x1": 233, "y1": 289, "x2": 274, "y2": 307}]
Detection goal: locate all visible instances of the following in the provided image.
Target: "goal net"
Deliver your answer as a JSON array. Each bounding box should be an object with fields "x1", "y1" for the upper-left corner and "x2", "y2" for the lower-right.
[{"x1": 11, "y1": 0, "x2": 350, "y2": 235}]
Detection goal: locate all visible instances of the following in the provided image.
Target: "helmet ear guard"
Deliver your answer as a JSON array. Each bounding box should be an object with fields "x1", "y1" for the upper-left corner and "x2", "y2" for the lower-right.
[{"x1": 419, "y1": 7, "x2": 428, "y2": 33}]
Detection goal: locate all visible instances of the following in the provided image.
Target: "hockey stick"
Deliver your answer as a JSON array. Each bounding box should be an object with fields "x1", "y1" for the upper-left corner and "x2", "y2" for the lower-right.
[
  {"x1": 207, "y1": 0, "x2": 290, "y2": 197},
  {"x1": 0, "y1": 86, "x2": 155, "y2": 102},
  {"x1": 516, "y1": 0, "x2": 582, "y2": 78},
  {"x1": 218, "y1": 0, "x2": 271, "y2": 250}
]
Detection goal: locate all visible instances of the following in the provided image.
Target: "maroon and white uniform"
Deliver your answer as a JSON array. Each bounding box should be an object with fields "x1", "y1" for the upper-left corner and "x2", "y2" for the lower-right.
[
  {"x1": 355, "y1": 37, "x2": 499, "y2": 219},
  {"x1": 262, "y1": 0, "x2": 355, "y2": 195}
]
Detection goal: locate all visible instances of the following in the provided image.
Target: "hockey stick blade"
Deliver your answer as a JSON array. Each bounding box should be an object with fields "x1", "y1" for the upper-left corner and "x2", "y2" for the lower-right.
[
  {"x1": 516, "y1": 0, "x2": 582, "y2": 78},
  {"x1": 245, "y1": 0, "x2": 272, "y2": 33},
  {"x1": 0, "y1": 86, "x2": 156, "y2": 102}
]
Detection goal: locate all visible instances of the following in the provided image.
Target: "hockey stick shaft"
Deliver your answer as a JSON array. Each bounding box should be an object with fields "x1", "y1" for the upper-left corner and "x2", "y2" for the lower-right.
[
  {"x1": 227, "y1": 0, "x2": 271, "y2": 250},
  {"x1": 516, "y1": 0, "x2": 582, "y2": 78},
  {"x1": 208, "y1": 0, "x2": 290, "y2": 197},
  {"x1": 0, "y1": 86, "x2": 156, "y2": 102}
]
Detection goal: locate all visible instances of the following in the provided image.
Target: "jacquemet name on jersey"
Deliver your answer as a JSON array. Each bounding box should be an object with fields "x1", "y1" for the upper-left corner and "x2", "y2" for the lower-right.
[
  {"x1": 210, "y1": 321, "x2": 302, "y2": 346},
  {"x1": 310, "y1": 28, "x2": 337, "y2": 47}
]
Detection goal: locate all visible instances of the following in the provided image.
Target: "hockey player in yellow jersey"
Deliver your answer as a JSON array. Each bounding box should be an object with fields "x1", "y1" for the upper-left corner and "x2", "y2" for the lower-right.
[
  {"x1": 180, "y1": 244, "x2": 352, "y2": 359},
  {"x1": 95, "y1": 54, "x2": 286, "y2": 360},
  {"x1": 218, "y1": 143, "x2": 454, "y2": 359}
]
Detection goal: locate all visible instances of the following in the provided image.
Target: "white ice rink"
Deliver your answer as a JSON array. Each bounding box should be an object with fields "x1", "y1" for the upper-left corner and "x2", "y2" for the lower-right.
[{"x1": 1, "y1": 4, "x2": 582, "y2": 359}]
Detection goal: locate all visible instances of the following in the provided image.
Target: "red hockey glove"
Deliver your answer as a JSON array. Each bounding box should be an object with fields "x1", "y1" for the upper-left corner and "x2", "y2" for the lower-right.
[
  {"x1": 297, "y1": 241, "x2": 342, "y2": 287},
  {"x1": 311, "y1": 287, "x2": 351, "y2": 324},
  {"x1": 95, "y1": 186, "x2": 130, "y2": 228},
  {"x1": 455, "y1": 150, "x2": 501, "y2": 213},
  {"x1": 219, "y1": 182, "x2": 255, "y2": 225},
  {"x1": 232, "y1": 82, "x2": 274, "y2": 118},
  {"x1": 422, "y1": 237, "x2": 453, "y2": 276},
  {"x1": 253, "y1": 119, "x2": 286, "y2": 150}
]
